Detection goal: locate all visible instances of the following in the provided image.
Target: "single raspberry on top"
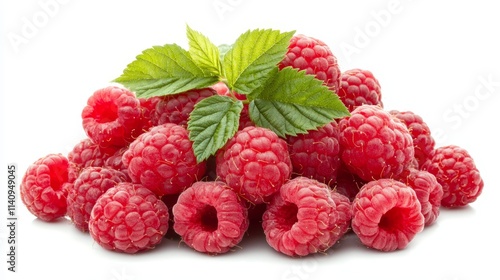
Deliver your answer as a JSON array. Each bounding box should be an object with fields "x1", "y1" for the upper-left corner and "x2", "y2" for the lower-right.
[
  {"x1": 88, "y1": 182, "x2": 169, "y2": 253},
  {"x1": 338, "y1": 105, "x2": 415, "y2": 181},
  {"x1": 173, "y1": 181, "x2": 249, "y2": 254},
  {"x1": 20, "y1": 154, "x2": 71, "y2": 221},
  {"x1": 122, "y1": 123, "x2": 206, "y2": 197},
  {"x1": 287, "y1": 121, "x2": 341, "y2": 185},
  {"x1": 216, "y1": 126, "x2": 292, "y2": 204},
  {"x1": 153, "y1": 88, "x2": 216, "y2": 127},
  {"x1": 82, "y1": 86, "x2": 143, "y2": 148},
  {"x1": 262, "y1": 177, "x2": 348, "y2": 257},
  {"x1": 351, "y1": 178, "x2": 424, "y2": 251},
  {"x1": 280, "y1": 34, "x2": 341, "y2": 92},
  {"x1": 66, "y1": 167, "x2": 129, "y2": 232},
  {"x1": 390, "y1": 110, "x2": 435, "y2": 167},
  {"x1": 396, "y1": 168, "x2": 443, "y2": 226},
  {"x1": 337, "y1": 68, "x2": 383, "y2": 112},
  {"x1": 421, "y1": 145, "x2": 483, "y2": 207}
]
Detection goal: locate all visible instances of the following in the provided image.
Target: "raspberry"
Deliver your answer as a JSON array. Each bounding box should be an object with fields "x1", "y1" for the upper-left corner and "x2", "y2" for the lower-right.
[
  {"x1": 332, "y1": 164, "x2": 366, "y2": 201},
  {"x1": 138, "y1": 96, "x2": 162, "y2": 132},
  {"x1": 172, "y1": 181, "x2": 249, "y2": 254},
  {"x1": 66, "y1": 167, "x2": 128, "y2": 232},
  {"x1": 122, "y1": 123, "x2": 206, "y2": 197},
  {"x1": 421, "y1": 145, "x2": 483, "y2": 207},
  {"x1": 396, "y1": 168, "x2": 443, "y2": 226},
  {"x1": 351, "y1": 178, "x2": 424, "y2": 251},
  {"x1": 82, "y1": 86, "x2": 142, "y2": 148},
  {"x1": 330, "y1": 190, "x2": 353, "y2": 237},
  {"x1": 338, "y1": 105, "x2": 415, "y2": 181},
  {"x1": 262, "y1": 177, "x2": 347, "y2": 257},
  {"x1": 337, "y1": 69, "x2": 383, "y2": 112},
  {"x1": 67, "y1": 138, "x2": 117, "y2": 182},
  {"x1": 103, "y1": 147, "x2": 130, "y2": 180},
  {"x1": 287, "y1": 121, "x2": 341, "y2": 185},
  {"x1": 88, "y1": 182, "x2": 169, "y2": 253},
  {"x1": 280, "y1": 34, "x2": 341, "y2": 92},
  {"x1": 390, "y1": 110, "x2": 435, "y2": 167},
  {"x1": 154, "y1": 88, "x2": 216, "y2": 127},
  {"x1": 216, "y1": 126, "x2": 292, "y2": 204},
  {"x1": 20, "y1": 154, "x2": 70, "y2": 221}
]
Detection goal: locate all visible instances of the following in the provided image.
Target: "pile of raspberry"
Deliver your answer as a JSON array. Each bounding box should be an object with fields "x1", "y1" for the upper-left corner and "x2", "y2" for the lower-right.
[{"x1": 20, "y1": 34, "x2": 483, "y2": 256}]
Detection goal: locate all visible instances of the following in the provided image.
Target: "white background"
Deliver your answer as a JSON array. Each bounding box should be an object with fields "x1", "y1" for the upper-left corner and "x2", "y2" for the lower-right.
[{"x1": 1, "y1": 0, "x2": 499, "y2": 279}]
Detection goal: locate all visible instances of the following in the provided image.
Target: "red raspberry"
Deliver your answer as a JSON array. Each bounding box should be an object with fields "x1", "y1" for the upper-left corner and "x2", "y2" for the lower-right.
[
  {"x1": 154, "y1": 88, "x2": 216, "y2": 127},
  {"x1": 262, "y1": 177, "x2": 347, "y2": 257},
  {"x1": 138, "y1": 96, "x2": 162, "y2": 132},
  {"x1": 216, "y1": 126, "x2": 292, "y2": 204},
  {"x1": 396, "y1": 168, "x2": 443, "y2": 226},
  {"x1": 122, "y1": 123, "x2": 206, "y2": 197},
  {"x1": 288, "y1": 121, "x2": 341, "y2": 185},
  {"x1": 332, "y1": 164, "x2": 366, "y2": 201},
  {"x1": 339, "y1": 105, "x2": 415, "y2": 181},
  {"x1": 421, "y1": 145, "x2": 483, "y2": 207},
  {"x1": 103, "y1": 147, "x2": 130, "y2": 180},
  {"x1": 338, "y1": 69, "x2": 383, "y2": 112},
  {"x1": 82, "y1": 86, "x2": 142, "y2": 148},
  {"x1": 67, "y1": 138, "x2": 117, "y2": 182},
  {"x1": 330, "y1": 190, "x2": 353, "y2": 239},
  {"x1": 172, "y1": 181, "x2": 249, "y2": 254},
  {"x1": 351, "y1": 178, "x2": 424, "y2": 251},
  {"x1": 280, "y1": 34, "x2": 341, "y2": 92},
  {"x1": 66, "y1": 167, "x2": 128, "y2": 232},
  {"x1": 88, "y1": 182, "x2": 169, "y2": 253},
  {"x1": 20, "y1": 154, "x2": 70, "y2": 221},
  {"x1": 390, "y1": 110, "x2": 436, "y2": 167}
]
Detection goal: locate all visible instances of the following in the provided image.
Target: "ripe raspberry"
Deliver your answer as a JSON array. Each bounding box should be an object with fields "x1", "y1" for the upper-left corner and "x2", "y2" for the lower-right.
[
  {"x1": 390, "y1": 110, "x2": 435, "y2": 167},
  {"x1": 138, "y1": 96, "x2": 162, "y2": 132},
  {"x1": 82, "y1": 86, "x2": 142, "y2": 148},
  {"x1": 280, "y1": 34, "x2": 341, "y2": 92},
  {"x1": 396, "y1": 168, "x2": 443, "y2": 226},
  {"x1": 339, "y1": 105, "x2": 415, "y2": 181},
  {"x1": 262, "y1": 177, "x2": 347, "y2": 257},
  {"x1": 330, "y1": 190, "x2": 353, "y2": 238},
  {"x1": 20, "y1": 154, "x2": 70, "y2": 221},
  {"x1": 66, "y1": 167, "x2": 128, "y2": 232},
  {"x1": 88, "y1": 182, "x2": 169, "y2": 253},
  {"x1": 173, "y1": 181, "x2": 249, "y2": 254},
  {"x1": 122, "y1": 123, "x2": 206, "y2": 197},
  {"x1": 338, "y1": 69, "x2": 383, "y2": 112},
  {"x1": 154, "y1": 88, "x2": 216, "y2": 127},
  {"x1": 332, "y1": 164, "x2": 366, "y2": 201},
  {"x1": 216, "y1": 126, "x2": 292, "y2": 204},
  {"x1": 351, "y1": 179, "x2": 424, "y2": 251},
  {"x1": 103, "y1": 147, "x2": 130, "y2": 180},
  {"x1": 67, "y1": 138, "x2": 117, "y2": 182},
  {"x1": 287, "y1": 121, "x2": 341, "y2": 185},
  {"x1": 421, "y1": 145, "x2": 483, "y2": 207}
]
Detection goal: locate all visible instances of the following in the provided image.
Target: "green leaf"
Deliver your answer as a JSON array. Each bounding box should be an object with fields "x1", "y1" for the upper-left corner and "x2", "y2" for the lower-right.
[
  {"x1": 188, "y1": 95, "x2": 243, "y2": 162},
  {"x1": 186, "y1": 25, "x2": 222, "y2": 76},
  {"x1": 114, "y1": 44, "x2": 219, "y2": 98},
  {"x1": 223, "y1": 29, "x2": 295, "y2": 95},
  {"x1": 249, "y1": 67, "x2": 350, "y2": 137},
  {"x1": 218, "y1": 44, "x2": 232, "y2": 63}
]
